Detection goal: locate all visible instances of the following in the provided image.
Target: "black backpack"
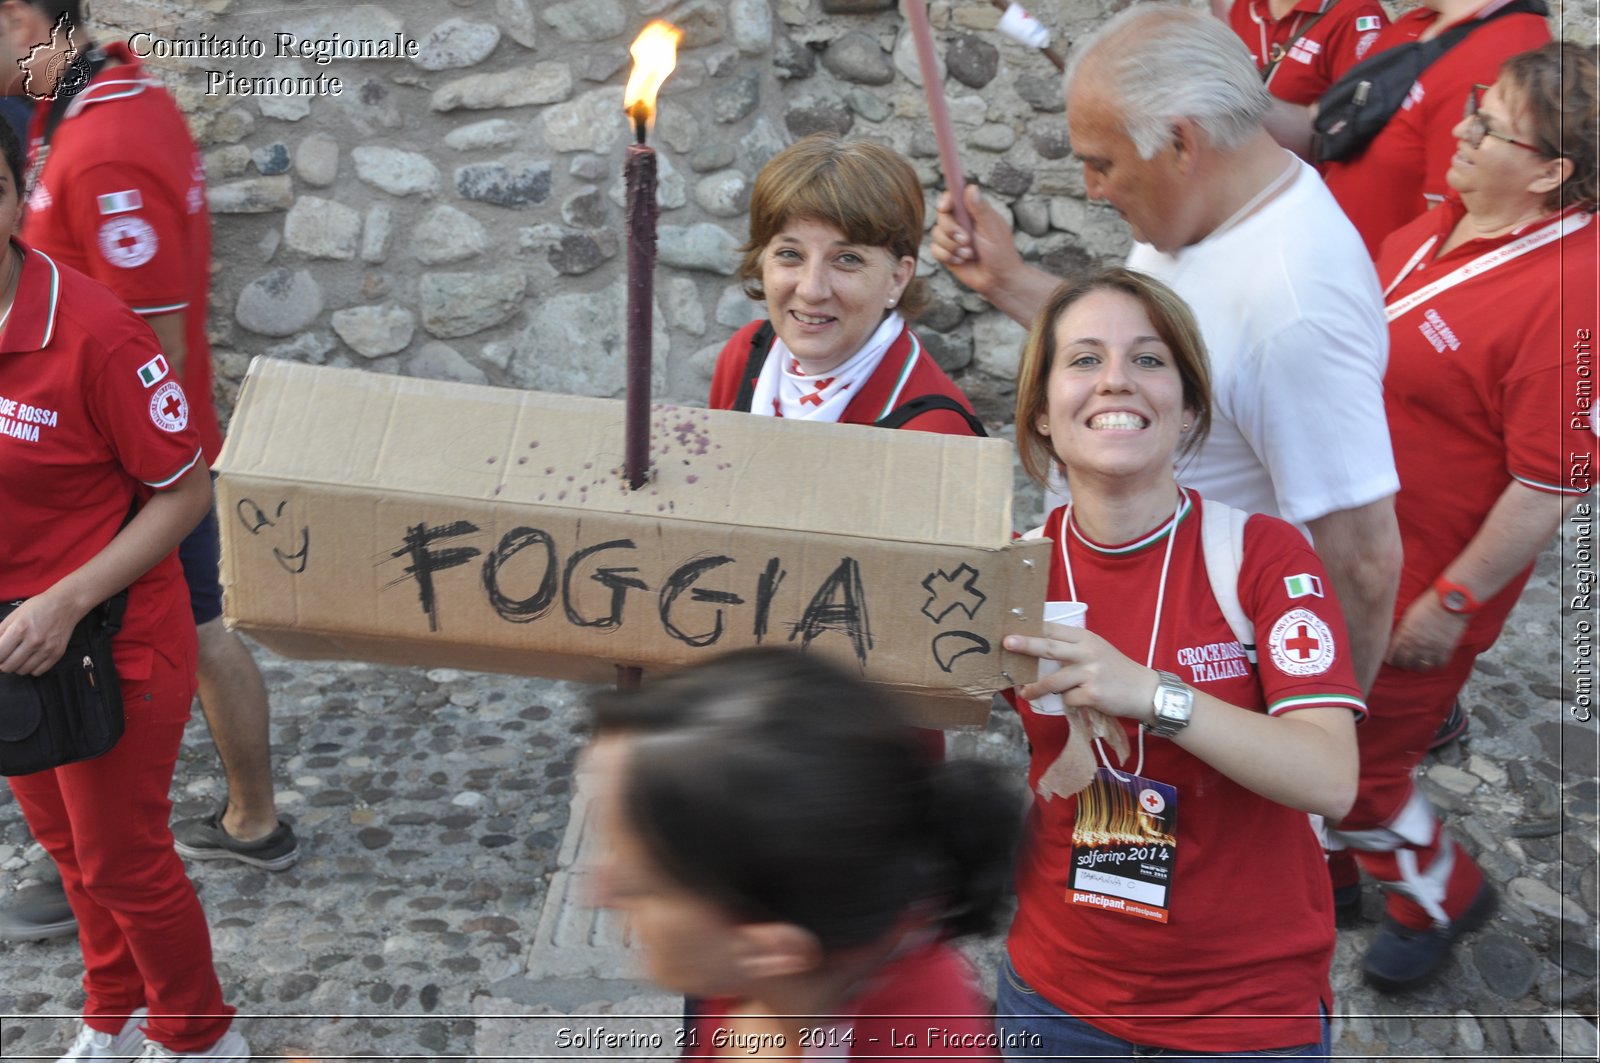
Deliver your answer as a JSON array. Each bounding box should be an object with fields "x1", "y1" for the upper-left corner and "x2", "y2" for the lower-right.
[
  {"x1": 1312, "y1": 0, "x2": 1547, "y2": 164},
  {"x1": 730, "y1": 321, "x2": 987, "y2": 436}
]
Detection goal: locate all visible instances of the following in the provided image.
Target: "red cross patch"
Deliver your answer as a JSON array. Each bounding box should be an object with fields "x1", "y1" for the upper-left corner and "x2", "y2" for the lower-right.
[
  {"x1": 1267, "y1": 608, "x2": 1336, "y2": 676},
  {"x1": 98, "y1": 216, "x2": 158, "y2": 269},
  {"x1": 148, "y1": 380, "x2": 189, "y2": 433}
]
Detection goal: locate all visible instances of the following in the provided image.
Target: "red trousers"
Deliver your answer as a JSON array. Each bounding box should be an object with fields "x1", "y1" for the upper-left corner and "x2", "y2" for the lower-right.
[
  {"x1": 1330, "y1": 638, "x2": 1488, "y2": 927},
  {"x1": 8, "y1": 651, "x2": 233, "y2": 1052}
]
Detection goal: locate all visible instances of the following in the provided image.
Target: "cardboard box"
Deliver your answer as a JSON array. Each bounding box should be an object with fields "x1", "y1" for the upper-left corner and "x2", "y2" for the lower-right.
[{"x1": 215, "y1": 358, "x2": 1049, "y2": 725}]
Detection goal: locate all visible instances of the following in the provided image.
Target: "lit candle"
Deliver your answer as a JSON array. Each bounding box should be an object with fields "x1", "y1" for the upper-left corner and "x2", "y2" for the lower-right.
[
  {"x1": 621, "y1": 20, "x2": 682, "y2": 492},
  {"x1": 904, "y1": 0, "x2": 970, "y2": 232}
]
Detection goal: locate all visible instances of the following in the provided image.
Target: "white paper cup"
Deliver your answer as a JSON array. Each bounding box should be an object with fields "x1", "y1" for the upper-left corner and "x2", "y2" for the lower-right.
[{"x1": 1031, "y1": 600, "x2": 1087, "y2": 716}]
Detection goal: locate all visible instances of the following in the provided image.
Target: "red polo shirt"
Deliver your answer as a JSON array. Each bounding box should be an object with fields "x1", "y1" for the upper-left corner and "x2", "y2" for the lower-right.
[
  {"x1": 1377, "y1": 198, "x2": 1595, "y2": 636},
  {"x1": 0, "y1": 241, "x2": 203, "y2": 680},
  {"x1": 1321, "y1": 1, "x2": 1551, "y2": 256},
  {"x1": 22, "y1": 41, "x2": 221, "y2": 463},
  {"x1": 1229, "y1": 0, "x2": 1389, "y2": 105}
]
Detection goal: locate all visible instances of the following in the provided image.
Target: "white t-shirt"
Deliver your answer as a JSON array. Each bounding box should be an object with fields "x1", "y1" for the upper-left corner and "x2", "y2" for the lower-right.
[{"x1": 1062, "y1": 158, "x2": 1398, "y2": 528}]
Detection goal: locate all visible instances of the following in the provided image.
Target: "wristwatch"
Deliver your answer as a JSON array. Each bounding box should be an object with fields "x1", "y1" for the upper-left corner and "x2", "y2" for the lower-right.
[
  {"x1": 1148, "y1": 670, "x2": 1194, "y2": 738},
  {"x1": 1433, "y1": 576, "x2": 1483, "y2": 616}
]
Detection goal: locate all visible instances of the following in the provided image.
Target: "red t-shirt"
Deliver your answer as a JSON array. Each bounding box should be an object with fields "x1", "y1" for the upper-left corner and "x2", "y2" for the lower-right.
[
  {"x1": 686, "y1": 937, "x2": 998, "y2": 1060},
  {"x1": 1228, "y1": 0, "x2": 1388, "y2": 105},
  {"x1": 1321, "y1": 2, "x2": 1551, "y2": 256},
  {"x1": 1006, "y1": 494, "x2": 1363, "y2": 1052},
  {"x1": 22, "y1": 41, "x2": 221, "y2": 463},
  {"x1": 1377, "y1": 199, "x2": 1596, "y2": 640},
  {"x1": 708, "y1": 320, "x2": 980, "y2": 437},
  {"x1": 0, "y1": 242, "x2": 202, "y2": 683}
]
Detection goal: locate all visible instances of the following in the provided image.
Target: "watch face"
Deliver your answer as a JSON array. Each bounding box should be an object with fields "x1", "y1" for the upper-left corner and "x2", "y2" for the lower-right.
[{"x1": 1443, "y1": 591, "x2": 1468, "y2": 611}]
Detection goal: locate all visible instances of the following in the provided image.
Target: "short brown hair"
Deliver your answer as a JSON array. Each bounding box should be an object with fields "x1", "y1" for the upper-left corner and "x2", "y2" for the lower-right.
[
  {"x1": 1500, "y1": 41, "x2": 1598, "y2": 214},
  {"x1": 1013, "y1": 267, "x2": 1213, "y2": 488},
  {"x1": 738, "y1": 134, "x2": 929, "y2": 317}
]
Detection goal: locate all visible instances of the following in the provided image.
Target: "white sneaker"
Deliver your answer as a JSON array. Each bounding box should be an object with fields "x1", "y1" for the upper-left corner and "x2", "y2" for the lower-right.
[
  {"x1": 136, "y1": 1028, "x2": 248, "y2": 1062},
  {"x1": 58, "y1": 1010, "x2": 147, "y2": 1061}
]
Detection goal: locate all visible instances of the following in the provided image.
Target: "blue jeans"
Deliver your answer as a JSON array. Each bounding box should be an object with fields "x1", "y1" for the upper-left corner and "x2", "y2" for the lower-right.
[{"x1": 995, "y1": 953, "x2": 1330, "y2": 1061}]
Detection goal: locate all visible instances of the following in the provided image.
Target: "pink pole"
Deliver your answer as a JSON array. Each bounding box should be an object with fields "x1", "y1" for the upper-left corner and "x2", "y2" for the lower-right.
[{"x1": 905, "y1": 0, "x2": 970, "y2": 232}]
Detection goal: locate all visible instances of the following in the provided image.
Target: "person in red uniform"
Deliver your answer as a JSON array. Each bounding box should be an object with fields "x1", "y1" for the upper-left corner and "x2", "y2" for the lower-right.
[
  {"x1": 998, "y1": 268, "x2": 1362, "y2": 1058},
  {"x1": 1317, "y1": 0, "x2": 1551, "y2": 255},
  {"x1": 0, "y1": 0, "x2": 295, "y2": 950},
  {"x1": 586, "y1": 648, "x2": 1019, "y2": 1059},
  {"x1": 0, "y1": 110, "x2": 248, "y2": 1058},
  {"x1": 1326, "y1": 40, "x2": 1597, "y2": 992},
  {"x1": 708, "y1": 133, "x2": 981, "y2": 438},
  {"x1": 1222, "y1": 0, "x2": 1388, "y2": 105}
]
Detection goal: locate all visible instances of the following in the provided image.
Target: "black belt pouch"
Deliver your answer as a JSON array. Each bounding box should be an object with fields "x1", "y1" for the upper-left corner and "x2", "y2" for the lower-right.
[{"x1": 0, "y1": 592, "x2": 128, "y2": 776}]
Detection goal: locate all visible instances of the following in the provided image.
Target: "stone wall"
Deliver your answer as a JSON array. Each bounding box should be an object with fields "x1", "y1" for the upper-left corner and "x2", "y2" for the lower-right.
[{"x1": 85, "y1": 0, "x2": 1594, "y2": 430}]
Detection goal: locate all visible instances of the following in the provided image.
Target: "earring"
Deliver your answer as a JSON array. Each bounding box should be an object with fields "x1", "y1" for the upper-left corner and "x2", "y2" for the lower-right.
[
  {"x1": 1181, "y1": 421, "x2": 1191, "y2": 432},
  {"x1": 1038, "y1": 421, "x2": 1049, "y2": 434},
  {"x1": 886, "y1": 297, "x2": 897, "y2": 308}
]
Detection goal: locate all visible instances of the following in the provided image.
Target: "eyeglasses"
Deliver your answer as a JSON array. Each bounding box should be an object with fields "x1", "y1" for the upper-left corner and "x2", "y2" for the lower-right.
[{"x1": 1461, "y1": 84, "x2": 1549, "y2": 155}]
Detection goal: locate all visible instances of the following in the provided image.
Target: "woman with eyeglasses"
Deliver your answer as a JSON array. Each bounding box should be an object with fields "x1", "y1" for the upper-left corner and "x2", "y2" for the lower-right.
[{"x1": 1324, "y1": 40, "x2": 1597, "y2": 994}]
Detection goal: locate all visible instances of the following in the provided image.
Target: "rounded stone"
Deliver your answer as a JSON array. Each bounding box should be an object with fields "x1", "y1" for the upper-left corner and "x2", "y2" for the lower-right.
[
  {"x1": 331, "y1": 305, "x2": 416, "y2": 358},
  {"x1": 987, "y1": 159, "x2": 1035, "y2": 197},
  {"x1": 946, "y1": 34, "x2": 999, "y2": 89},
  {"x1": 822, "y1": 31, "x2": 895, "y2": 86},
  {"x1": 431, "y1": 64, "x2": 572, "y2": 113},
  {"x1": 1473, "y1": 933, "x2": 1540, "y2": 998},
  {"x1": 295, "y1": 132, "x2": 339, "y2": 186},
  {"x1": 252, "y1": 143, "x2": 290, "y2": 176},
  {"x1": 236, "y1": 268, "x2": 324, "y2": 337},
  {"x1": 412, "y1": 205, "x2": 490, "y2": 266},
  {"x1": 1017, "y1": 72, "x2": 1066, "y2": 113},
  {"x1": 712, "y1": 68, "x2": 760, "y2": 124},
  {"x1": 455, "y1": 159, "x2": 552, "y2": 209},
  {"x1": 693, "y1": 170, "x2": 750, "y2": 218},
  {"x1": 560, "y1": 186, "x2": 607, "y2": 229},
  {"x1": 845, "y1": 87, "x2": 891, "y2": 123},
  {"x1": 283, "y1": 196, "x2": 361, "y2": 260},
  {"x1": 414, "y1": 18, "x2": 501, "y2": 71},
  {"x1": 351, "y1": 147, "x2": 441, "y2": 197},
  {"x1": 495, "y1": 0, "x2": 537, "y2": 48},
  {"x1": 730, "y1": 0, "x2": 773, "y2": 54},
  {"x1": 356, "y1": 827, "x2": 394, "y2": 850},
  {"x1": 443, "y1": 119, "x2": 518, "y2": 152},
  {"x1": 408, "y1": 343, "x2": 489, "y2": 386},
  {"x1": 658, "y1": 224, "x2": 740, "y2": 275},
  {"x1": 784, "y1": 96, "x2": 853, "y2": 139},
  {"x1": 540, "y1": 0, "x2": 625, "y2": 42}
]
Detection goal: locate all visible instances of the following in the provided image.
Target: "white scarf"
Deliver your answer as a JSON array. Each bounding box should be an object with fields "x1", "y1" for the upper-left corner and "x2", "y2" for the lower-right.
[{"x1": 750, "y1": 312, "x2": 904, "y2": 423}]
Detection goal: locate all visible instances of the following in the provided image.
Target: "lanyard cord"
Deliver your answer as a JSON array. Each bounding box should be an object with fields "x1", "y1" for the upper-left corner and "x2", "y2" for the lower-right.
[{"x1": 1059, "y1": 487, "x2": 1186, "y2": 779}]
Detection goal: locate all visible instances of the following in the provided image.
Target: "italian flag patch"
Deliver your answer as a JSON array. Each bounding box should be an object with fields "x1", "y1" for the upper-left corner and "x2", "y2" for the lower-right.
[
  {"x1": 1355, "y1": 15, "x2": 1381, "y2": 30},
  {"x1": 1284, "y1": 573, "x2": 1325, "y2": 599},
  {"x1": 137, "y1": 353, "x2": 169, "y2": 388},
  {"x1": 97, "y1": 189, "x2": 143, "y2": 215}
]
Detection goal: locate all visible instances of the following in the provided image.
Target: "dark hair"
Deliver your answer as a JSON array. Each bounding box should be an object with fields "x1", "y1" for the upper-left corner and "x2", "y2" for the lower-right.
[
  {"x1": 24, "y1": 1, "x2": 84, "y2": 24},
  {"x1": 1014, "y1": 266, "x2": 1213, "y2": 487},
  {"x1": 1499, "y1": 41, "x2": 1598, "y2": 214},
  {"x1": 590, "y1": 647, "x2": 1019, "y2": 950},
  {"x1": 738, "y1": 133, "x2": 930, "y2": 318},
  {"x1": 0, "y1": 119, "x2": 22, "y2": 194}
]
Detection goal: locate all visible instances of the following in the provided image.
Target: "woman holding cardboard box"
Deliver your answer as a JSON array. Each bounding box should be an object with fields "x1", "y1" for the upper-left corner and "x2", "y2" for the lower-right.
[{"x1": 996, "y1": 268, "x2": 1361, "y2": 1059}]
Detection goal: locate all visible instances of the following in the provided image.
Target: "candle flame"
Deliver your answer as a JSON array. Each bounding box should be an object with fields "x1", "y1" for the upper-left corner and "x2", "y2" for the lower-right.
[{"x1": 623, "y1": 20, "x2": 682, "y2": 131}]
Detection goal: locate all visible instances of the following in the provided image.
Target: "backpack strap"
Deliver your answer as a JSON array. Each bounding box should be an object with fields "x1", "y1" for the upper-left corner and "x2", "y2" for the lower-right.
[
  {"x1": 1200, "y1": 498, "x2": 1256, "y2": 664},
  {"x1": 1261, "y1": 1, "x2": 1335, "y2": 86},
  {"x1": 730, "y1": 321, "x2": 776, "y2": 414},
  {"x1": 873, "y1": 394, "x2": 988, "y2": 436}
]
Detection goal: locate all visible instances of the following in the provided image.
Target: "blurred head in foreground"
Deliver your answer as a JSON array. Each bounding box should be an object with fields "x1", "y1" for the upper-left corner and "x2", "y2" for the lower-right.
[{"x1": 586, "y1": 647, "x2": 1019, "y2": 1001}]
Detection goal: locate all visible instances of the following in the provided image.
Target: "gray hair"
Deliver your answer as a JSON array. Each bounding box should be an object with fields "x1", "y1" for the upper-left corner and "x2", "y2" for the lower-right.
[{"x1": 1066, "y1": 3, "x2": 1271, "y2": 159}]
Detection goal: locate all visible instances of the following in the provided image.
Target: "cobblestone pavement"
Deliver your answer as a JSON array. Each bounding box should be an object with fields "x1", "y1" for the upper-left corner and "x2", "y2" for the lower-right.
[{"x1": 1, "y1": 539, "x2": 1595, "y2": 1061}]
